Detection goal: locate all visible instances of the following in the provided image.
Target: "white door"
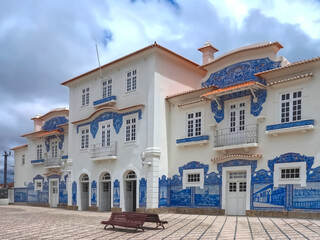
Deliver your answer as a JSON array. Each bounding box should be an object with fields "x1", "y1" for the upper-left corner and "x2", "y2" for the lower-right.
[
  {"x1": 50, "y1": 180, "x2": 59, "y2": 208},
  {"x1": 229, "y1": 102, "x2": 246, "y2": 145},
  {"x1": 226, "y1": 171, "x2": 247, "y2": 215}
]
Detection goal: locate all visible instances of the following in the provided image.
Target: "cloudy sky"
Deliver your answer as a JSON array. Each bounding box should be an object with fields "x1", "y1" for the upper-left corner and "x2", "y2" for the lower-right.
[{"x1": 1, "y1": 0, "x2": 320, "y2": 167}]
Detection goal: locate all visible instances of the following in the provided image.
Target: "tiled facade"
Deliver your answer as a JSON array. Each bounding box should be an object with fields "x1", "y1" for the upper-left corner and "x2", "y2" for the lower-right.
[{"x1": 12, "y1": 41, "x2": 320, "y2": 216}]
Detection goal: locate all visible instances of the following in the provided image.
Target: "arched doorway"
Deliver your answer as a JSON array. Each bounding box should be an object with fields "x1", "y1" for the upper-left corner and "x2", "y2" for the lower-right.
[
  {"x1": 99, "y1": 172, "x2": 111, "y2": 212},
  {"x1": 80, "y1": 174, "x2": 89, "y2": 210},
  {"x1": 124, "y1": 170, "x2": 137, "y2": 212}
]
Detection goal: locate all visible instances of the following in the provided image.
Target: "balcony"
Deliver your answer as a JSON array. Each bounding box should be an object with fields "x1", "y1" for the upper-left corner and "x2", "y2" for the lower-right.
[
  {"x1": 44, "y1": 156, "x2": 62, "y2": 168},
  {"x1": 90, "y1": 142, "x2": 117, "y2": 161},
  {"x1": 93, "y1": 96, "x2": 116, "y2": 108},
  {"x1": 214, "y1": 124, "x2": 258, "y2": 151}
]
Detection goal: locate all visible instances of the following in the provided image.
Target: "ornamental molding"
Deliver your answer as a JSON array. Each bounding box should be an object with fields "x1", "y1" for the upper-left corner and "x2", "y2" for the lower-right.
[
  {"x1": 267, "y1": 73, "x2": 313, "y2": 87},
  {"x1": 212, "y1": 154, "x2": 262, "y2": 163}
]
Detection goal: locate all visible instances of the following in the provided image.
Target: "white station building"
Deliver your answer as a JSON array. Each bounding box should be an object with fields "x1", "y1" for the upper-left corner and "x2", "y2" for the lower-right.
[{"x1": 12, "y1": 41, "x2": 320, "y2": 217}]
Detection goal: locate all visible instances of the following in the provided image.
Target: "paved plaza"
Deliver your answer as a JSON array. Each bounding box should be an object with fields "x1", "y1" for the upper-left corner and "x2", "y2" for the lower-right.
[{"x1": 1, "y1": 205, "x2": 320, "y2": 239}]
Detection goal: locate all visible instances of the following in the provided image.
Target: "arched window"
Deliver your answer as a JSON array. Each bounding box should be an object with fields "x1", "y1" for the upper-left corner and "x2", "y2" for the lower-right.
[
  {"x1": 81, "y1": 174, "x2": 89, "y2": 182},
  {"x1": 125, "y1": 171, "x2": 136, "y2": 179},
  {"x1": 101, "y1": 173, "x2": 111, "y2": 181}
]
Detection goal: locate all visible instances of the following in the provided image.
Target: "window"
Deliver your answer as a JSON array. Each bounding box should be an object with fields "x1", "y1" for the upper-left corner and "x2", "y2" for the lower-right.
[
  {"x1": 81, "y1": 129, "x2": 89, "y2": 149},
  {"x1": 22, "y1": 155, "x2": 25, "y2": 165},
  {"x1": 125, "y1": 118, "x2": 136, "y2": 142},
  {"x1": 187, "y1": 111, "x2": 202, "y2": 137},
  {"x1": 51, "y1": 141, "x2": 58, "y2": 158},
  {"x1": 37, "y1": 144, "x2": 42, "y2": 160},
  {"x1": 126, "y1": 69, "x2": 137, "y2": 92},
  {"x1": 229, "y1": 102, "x2": 245, "y2": 132},
  {"x1": 187, "y1": 173, "x2": 200, "y2": 183},
  {"x1": 102, "y1": 124, "x2": 111, "y2": 147},
  {"x1": 229, "y1": 182, "x2": 237, "y2": 192},
  {"x1": 35, "y1": 180, "x2": 43, "y2": 191},
  {"x1": 81, "y1": 87, "x2": 90, "y2": 106},
  {"x1": 280, "y1": 90, "x2": 302, "y2": 123},
  {"x1": 274, "y1": 162, "x2": 306, "y2": 187},
  {"x1": 125, "y1": 171, "x2": 137, "y2": 179},
  {"x1": 103, "y1": 79, "x2": 112, "y2": 98},
  {"x1": 281, "y1": 168, "x2": 300, "y2": 179},
  {"x1": 183, "y1": 169, "x2": 204, "y2": 189},
  {"x1": 102, "y1": 172, "x2": 111, "y2": 181}
]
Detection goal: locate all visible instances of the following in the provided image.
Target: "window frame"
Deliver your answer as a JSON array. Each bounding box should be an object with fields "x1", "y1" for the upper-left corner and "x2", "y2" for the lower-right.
[
  {"x1": 126, "y1": 69, "x2": 137, "y2": 93},
  {"x1": 279, "y1": 90, "x2": 302, "y2": 123},
  {"x1": 51, "y1": 140, "x2": 58, "y2": 158},
  {"x1": 81, "y1": 87, "x2": 90, "y2": 107},
  {"x1": 182, "y1": 169, "x2": 204, "y2": 189},
  {"x1": 186, "y1": 111, "x2": 202, "y2": 138},
  {"x1": 125, "y1": 116, "x2": 137, "y2": 142},
  {"x1": 34, "y1": 179, "x2": 43, "y2": 191},
  {"x1": 274, "y1": 162, "x2": 306, "y2": 187},
  {"x1": 80, "y1": 128, "x2": 90, "y2": 150},
  {"x1": 36, "y1": 144, "x2": 43, "y2": 160},
  {"x1": 102, "y1": 78, "x2": 112, "y2": 99}
]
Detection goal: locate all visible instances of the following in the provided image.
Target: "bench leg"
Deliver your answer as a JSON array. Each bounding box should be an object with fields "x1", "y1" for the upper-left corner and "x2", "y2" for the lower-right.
[{"x1": 104, "y1": 225, "x2": 108, "y2": 230}]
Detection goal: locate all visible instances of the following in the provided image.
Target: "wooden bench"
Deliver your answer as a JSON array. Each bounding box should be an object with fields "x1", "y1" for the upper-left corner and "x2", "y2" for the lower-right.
[
  {"x1": 124, "y1": 212, "x2": 168, "y2": 229},
  {"x1": 101, "y1": 212, "x2": 146, "y2": 232},
  {"x1": 145, "y1": 213, "x2": 168, "y2": 229}
]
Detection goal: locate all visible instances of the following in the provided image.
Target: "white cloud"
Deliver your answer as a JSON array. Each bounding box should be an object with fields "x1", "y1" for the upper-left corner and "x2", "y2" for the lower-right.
[{"x1": 210, "y1": 0, "x2": 320, "y2": 39}]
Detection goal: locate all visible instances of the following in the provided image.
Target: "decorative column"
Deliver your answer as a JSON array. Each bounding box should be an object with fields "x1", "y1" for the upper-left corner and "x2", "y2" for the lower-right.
[{"x1": 142, "y1": 147, "x2": 161, "y2": 209}]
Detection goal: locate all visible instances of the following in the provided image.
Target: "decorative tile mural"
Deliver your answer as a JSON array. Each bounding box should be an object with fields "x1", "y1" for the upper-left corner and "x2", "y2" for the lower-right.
[
  {"x1": 139, "y1": 178, "x2": 147, "y2": 208},
  {"x1": 42, "y1": 116, "x2": 68, "y2": 131},
  {"x1": 76, "y1": 110, "x2": 142, "y2": 138},
  {"x1": 113, "y1": 179, "x2": 120, "y2": 207},
  {"x1": 202, "y1": 57, "x2": 281, "y2": 88},
  {"x1": 91, "y1": 180, "x2": 97, "y2": 206},
  {"x1": 72, "y1": 181, "x2": 77, "y2": 205},
  {"x1": 159, "y1": 153, "x2": 320, "y2": 212}
]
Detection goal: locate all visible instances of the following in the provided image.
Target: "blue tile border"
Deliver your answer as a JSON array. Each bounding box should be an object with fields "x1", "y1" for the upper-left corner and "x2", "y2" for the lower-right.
[
  {"x1": 31, "y1": 159, "x2": 44, "y2": 164},
  {"x1": 266, "y1": 119, "x2": 314, "y2": 131},
  {"x1": 176, "y1": 135, "x2": 209, "y2": 144},
  {"x1": 93, "y1": 96, "x2": 116, "y2": 106}
]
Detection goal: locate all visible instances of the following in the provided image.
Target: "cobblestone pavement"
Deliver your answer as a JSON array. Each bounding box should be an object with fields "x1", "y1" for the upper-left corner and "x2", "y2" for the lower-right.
[{"x1": 1, "y1": 205, "x2": 320, "y2": 240}]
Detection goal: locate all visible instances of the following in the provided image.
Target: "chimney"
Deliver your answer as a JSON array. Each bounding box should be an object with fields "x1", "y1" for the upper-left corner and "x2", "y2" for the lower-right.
[
  {"x1": 32, "y1": 114, "x2": 43, "y2": 132},
  {"x1": 198, "y1": 41, "x2": 218, "y2": 65}
]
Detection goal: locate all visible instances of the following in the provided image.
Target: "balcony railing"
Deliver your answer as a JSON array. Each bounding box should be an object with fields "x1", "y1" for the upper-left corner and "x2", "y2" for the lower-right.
[
  {"x1": 44, "y1": 156, "x2": 62, "y2": 168},
  {"x1": 90, "y1": 142, "x2": 117, "y2": 159},
  {"x1": 214, "y1": 124, "x2": 258, "y2": 147}
]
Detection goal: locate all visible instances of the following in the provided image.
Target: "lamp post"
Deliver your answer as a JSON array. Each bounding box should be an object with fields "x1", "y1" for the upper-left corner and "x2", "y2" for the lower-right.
[{"x1": 3, "y1": 151, "x2": 10, "y2": 190}]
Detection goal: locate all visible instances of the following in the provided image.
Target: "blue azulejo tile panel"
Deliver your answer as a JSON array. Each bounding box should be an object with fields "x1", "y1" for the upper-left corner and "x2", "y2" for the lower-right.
[
  {"x1": 91, "y1": 180, "x2": 97, "y2": 206},
  {"x1": 31, "y1": 159, "x2": 44, "y2": 164},
  {"x1": 159, "y1": 177, "x2": 168, "y2": 207},
  {"x1": 202, "y1": 57, "x2": 280, "y2": 88},
  {"x1": 195, "y1": 185, "x2": 220, "y2": 207},
  {"x1": 176, "y1": 135, "x2": 209, "y2": 144},
  {"x1": 77, "y1": 109, "x2": 142, "y2": 138},
  {"x1": 139, "y1": 178, "x2": 147, "y2": 208},
  {"x1": 42, "y1": 116, "x2": 68, "y2": 131},
  {"x1": 93, "y1": 96, "x2": 116, "y2": 106},
  {"x1": 59, "y1": 180, "x2": 68, "y2": 204},
  {"x1": 266, "y1": 119, "x2": 315, "y2": 131},
  {"x1": 72, "y1": 181, "x2": 77, "y2": 205},
  {"x1": 14, "y1": 188, "x2": 28, "y2": 202},
  {"x1": 293, "y1": 183, "x2": 320, "y2": 209},
  {"x1": 170, "y1": 187, "x2": 191, "y2": 206},
  {"x1": 113, "y1": 179, "x2": 120, "y2": 207},
  {"x1": 253, "y1": 184, "x2": 286, "y2": 209}
]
